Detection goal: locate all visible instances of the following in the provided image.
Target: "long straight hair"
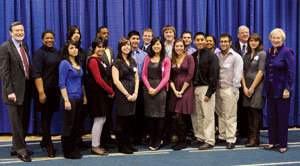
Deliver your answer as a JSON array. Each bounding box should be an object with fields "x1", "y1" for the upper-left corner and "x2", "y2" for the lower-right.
[
  {"x1": 148, "y1": 36, "x2": 166, "y2": 64},
  {"x1": 116, "y1": 38, "x2": 135, "y2": 64}
]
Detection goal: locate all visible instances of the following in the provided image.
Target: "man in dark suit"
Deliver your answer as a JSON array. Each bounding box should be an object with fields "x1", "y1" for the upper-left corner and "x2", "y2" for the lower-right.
[
  {"x1": 0, "y1": 22, "x2": 32, "y2": 162},
  {"x1": 231, "y1": 25, "x2": 250, "y2": 138},
  {"x1": 140, "y1": 28, "x2": 153, "y2": 55}
]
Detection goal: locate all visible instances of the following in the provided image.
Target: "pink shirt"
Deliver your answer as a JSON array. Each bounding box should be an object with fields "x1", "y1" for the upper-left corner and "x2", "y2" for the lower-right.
[{"x1": 142, "y1": 56, "x2": 171, "y2": 91}]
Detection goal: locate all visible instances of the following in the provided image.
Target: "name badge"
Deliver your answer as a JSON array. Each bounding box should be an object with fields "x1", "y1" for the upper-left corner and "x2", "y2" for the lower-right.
[
  {"x1": 133, "y1": 67, "x2": 137, "y2": 72},
  {"x1": 172, "y1": 64, "x2": 176, "y2": 68},
  {"x1": 224, "y1": 64, "x2": 230, "y2": 68},
  {"x1": 254, "y1": 56, "x2": 259, "y2": 60},
  {"x1": 162, "y1": 67, "x2": 165, "y2": 71},
  {"x1": 103, "y1": 63, "x2": 107, "y2": 68}
]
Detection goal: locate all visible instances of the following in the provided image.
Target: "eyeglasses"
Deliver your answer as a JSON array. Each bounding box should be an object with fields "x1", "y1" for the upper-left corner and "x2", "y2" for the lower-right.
[{"x1": 220, "y1": 40, "x2": 230, "y2": 43}]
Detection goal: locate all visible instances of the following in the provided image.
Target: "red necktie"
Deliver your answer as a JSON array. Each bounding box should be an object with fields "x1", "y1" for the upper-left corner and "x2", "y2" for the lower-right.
[{"x1": 20, "y1": 43, "x2": 30, "y2": 79}]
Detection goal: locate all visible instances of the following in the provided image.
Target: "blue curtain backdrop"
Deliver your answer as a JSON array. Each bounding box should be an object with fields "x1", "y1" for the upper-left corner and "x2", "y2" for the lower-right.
[{"x1": 0, "y1": 0, "x2": 299, "y2": 134}]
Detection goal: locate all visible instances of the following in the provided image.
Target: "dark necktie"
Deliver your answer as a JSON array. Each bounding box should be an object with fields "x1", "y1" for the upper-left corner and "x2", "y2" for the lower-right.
[
  {"x1": 242, "y1": 44, "x2": 246, "y2": 54},
  {"x1": 20, "y1": 43, "x2": 30, "y2": 79}
]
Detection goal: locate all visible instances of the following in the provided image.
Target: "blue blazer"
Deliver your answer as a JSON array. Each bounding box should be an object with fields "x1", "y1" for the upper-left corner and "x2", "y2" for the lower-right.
[{"x1": 262, "y1": 45, "x2": 295, "y2": 99}]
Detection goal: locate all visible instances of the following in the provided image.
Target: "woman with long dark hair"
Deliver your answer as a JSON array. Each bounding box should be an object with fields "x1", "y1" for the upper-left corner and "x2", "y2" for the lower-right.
[
  {"x1": 32, "y1": 30, "x2": 61, "y2": 158},
  {"x1": 241, "y1": 33, "x2": 266, "y2": 147},
  {"x1": 59, "y1": 40, "x2": 87, "y2": 159},
  {"x1": 142, "y1": 37, "x2": 171, "y2": 151},
  {"x1": 112, "y1": 38, "x2": 139, "y2": 154}
]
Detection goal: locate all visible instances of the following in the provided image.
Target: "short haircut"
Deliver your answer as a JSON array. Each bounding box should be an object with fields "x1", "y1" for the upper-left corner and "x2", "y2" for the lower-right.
[
  {"x1": 91, "y1": 37, "x2": 108, "y2": 52},
  {"x1": 238, "y1": 25, "x2": 250, "y2": 34},
  {"x1": 269, "y1": 28, "x2": 286, "y2": 42},
  {"x1": 127, "y1": 30, "x2": 140, "y2": 39},
  {"x1": 181, "y1": 30, "x2": 192, "y2": 38},
  {"x1": 42, "y1": 30, "x2": 55, "y2": 39},
  {"x1": 193, "y1": 32, "x2": 206, "y2": 40},
  {"x1": 162, "y1": 25, "x2": 176, "y2": 36},
  {"x1": 10, "y1": 22, "x2": 23, "y2": 31},
  {"x1": 97, "y1": 26, "x2": 108, "y2": 34},
  {"x1": 142, "y1": 28, "x2": 154, "y2": 36},
  {"x1": 220, "y1": 33, "x2": 232, "y2": 42},
  {"x1": 247, "y1": 33, "x2": 264, "y2": 53}
]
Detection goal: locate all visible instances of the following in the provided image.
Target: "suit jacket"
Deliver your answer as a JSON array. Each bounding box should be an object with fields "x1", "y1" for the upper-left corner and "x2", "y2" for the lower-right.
[
  {"x1": 140, "y1": 45, "x2": 151, "y2": 55},
  {"x1": 262, "y1": 45, "x2": 295, "y2": 99},
  {"x1": 231, "y1": 41, "x2": 243, "y2": 56},
  {"x1": 0, "y1": 39, "x2": 31, "y2": 105}
]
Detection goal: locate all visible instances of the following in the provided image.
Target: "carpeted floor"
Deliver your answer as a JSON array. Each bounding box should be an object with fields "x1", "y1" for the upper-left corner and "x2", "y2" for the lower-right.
[{"x1": 0, "y1": 129, "x2": 299, "y2": 166}]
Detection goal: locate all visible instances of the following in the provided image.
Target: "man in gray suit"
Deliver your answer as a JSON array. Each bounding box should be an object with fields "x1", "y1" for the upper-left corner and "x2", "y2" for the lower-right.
[{"x1": 0, "y1": 22, "x2": 32, "y2": 162}]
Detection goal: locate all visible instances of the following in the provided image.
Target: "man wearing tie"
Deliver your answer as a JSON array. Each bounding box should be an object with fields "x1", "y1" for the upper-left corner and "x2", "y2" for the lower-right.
[
  {"x1": 0, "y1": 22, "x2": 32, "y2": 162},
  {"x1": 232, "y1": 25, "x2": 250, "y2": 56},
  {"x1": 140, "y1": 28, "x2": 154, "y2": 55},
  {"x1": 231, "y1": 25, "x2": 250, "y2": 138}
]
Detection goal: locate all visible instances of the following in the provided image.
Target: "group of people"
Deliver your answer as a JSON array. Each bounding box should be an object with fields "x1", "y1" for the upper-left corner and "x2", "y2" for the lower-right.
[{"x1": 0, "y1": 22, "x2": 295, "y2": 162}]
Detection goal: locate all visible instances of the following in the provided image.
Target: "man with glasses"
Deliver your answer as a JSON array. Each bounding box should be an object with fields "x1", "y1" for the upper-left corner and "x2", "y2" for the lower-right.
[{"x1": 215, "y1": 33, "x2": 243, "y2": 149}]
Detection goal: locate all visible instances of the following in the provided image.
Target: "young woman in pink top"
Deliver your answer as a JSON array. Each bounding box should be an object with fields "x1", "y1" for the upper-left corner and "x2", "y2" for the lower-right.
[{"x1": 142, "y1": 37, "x2": 171, "y2": 151}]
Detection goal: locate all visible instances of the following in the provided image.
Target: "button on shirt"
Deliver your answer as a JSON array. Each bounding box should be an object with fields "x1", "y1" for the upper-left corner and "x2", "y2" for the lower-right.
[
  {"x1": 12, "y1": 38, "x2": 30, "y2": 79},
  {"x1": 217, "y1": 48, "x2": 243, "y2": 93},
  {"x1": 131, "y1": 48, "x2": 147, "y2": 81}
]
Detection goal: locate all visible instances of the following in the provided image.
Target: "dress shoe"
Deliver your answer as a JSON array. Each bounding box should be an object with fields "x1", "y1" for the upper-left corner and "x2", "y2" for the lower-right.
[
  {"x1": 279, "y1": 148, "x2": 287, "y2": 153},
  {"x1": 99, "y1": 146, "x2": 111, "y2": 153},
  {"x1": 264, "y1": 144, "x2": 277, "y2": 149},
  {"x1": 127, "y1": 144, "x2": 138, "y2": 152},
  {"x1": 190, "y1": 139, "x2": 204, "y2": 145},
  {"x1": 226, "y1": 142, "x2": 235, "y2": 149},
  {"x1": 215, "y1": 138, "x2": 226, "y2": 145},
  {"x1": 91, "y1": 147, "x2": 108, "y2": 155},
  {"x1": 149, "y1": 140, "x2": 163, "y2": 151},
  {"x1": 11, "y1": 150, "x2": 34, "y2": 156},
  {"x1": 118, "y1": 146, "x2": 133, "y2": 154},
  {"x1": 18, "y1": 154, "x2": 31, "y2": 162},
  {"x1": 199, "y1": 143, "x2": 214, "y2": 150},
  {"x1": 172, "y1": 141, "x2": 188, "y2": 151},
  {"x1": 64, "y1": 151, "x2": 82, "y2": 159}
]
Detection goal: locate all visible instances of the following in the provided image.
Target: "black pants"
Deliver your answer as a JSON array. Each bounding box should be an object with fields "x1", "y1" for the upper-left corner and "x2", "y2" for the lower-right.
[
  {"x1": 61, "y1": 99, "x2": 82, "y2": 154},
  {"x1": 132, "y1": 83, "x2": 146, "y2": 143},
  {"x1": 116, "y1": 115, "x2": 133, "y2": 147}
]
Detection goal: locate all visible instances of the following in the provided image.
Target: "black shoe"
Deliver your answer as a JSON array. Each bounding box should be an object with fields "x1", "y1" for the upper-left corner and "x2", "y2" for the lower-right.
[
  {"x1": 64, "y1": 151, "x2": 82, "y2": 159},
  {"x1": 215, "y1": 138, "x2": 226, "y2": 145},
  {"x1": 127, "y1": 144, "x2": 138, "y2": 152},
  {"x1": 11, "y1": 150, "x2": 34, "y2": 156},
  {"x1": 18, "y1": 154, "x2": 31, "y2": 162},
  {"x1": 161, "y1": 138, "x2": 171, "y2": 147},
  {"x1": 118, "y1": 147, "x2": 133, "y2": 154},
  {"x1": 172, "y1": 141, "x2": 188, "y2": 151},
  {"x1": 190, "y1": 139, "x2": 204, "y2": 145},
  {"x1": 199, "y1": 143, "x2": 214, "y2": 150},
  {"x1": 226, "y1": 142, "x2": 235, "y2": 149}
]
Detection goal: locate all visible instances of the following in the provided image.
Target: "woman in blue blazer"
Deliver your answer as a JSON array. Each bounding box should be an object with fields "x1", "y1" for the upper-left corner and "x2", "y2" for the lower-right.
[{"x1": 262, "y1": 28, "x2": 295, "y2": 153}]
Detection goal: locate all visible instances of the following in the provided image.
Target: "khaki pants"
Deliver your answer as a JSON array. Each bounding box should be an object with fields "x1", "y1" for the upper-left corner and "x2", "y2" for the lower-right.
[
  {"x1": 191, "y1": 86, "x2": 216, "y2": 145},
  {"x1": 215, "y1": 87, "x2": 239, "y2": 143}
]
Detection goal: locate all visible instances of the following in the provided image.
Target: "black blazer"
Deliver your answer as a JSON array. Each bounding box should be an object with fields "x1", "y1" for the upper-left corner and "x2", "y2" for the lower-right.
[
  {"x1": 140, "y1": 45, "x2": 151, "y2": 55},
  {"x1": 0, "y1": 39, "x2": 31, "y2": 105},
  {"x1": 231, "y1": 41, "x2": 243, "y2": 56}
]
